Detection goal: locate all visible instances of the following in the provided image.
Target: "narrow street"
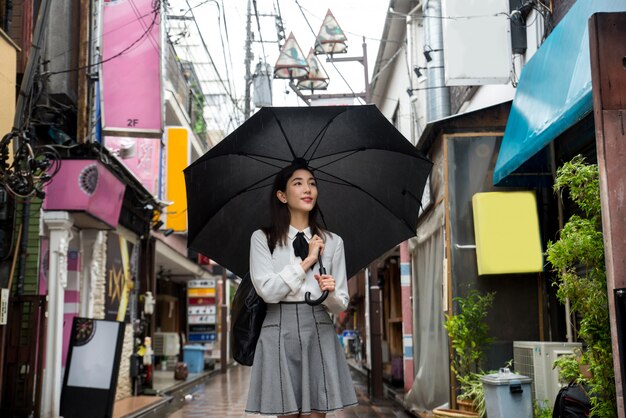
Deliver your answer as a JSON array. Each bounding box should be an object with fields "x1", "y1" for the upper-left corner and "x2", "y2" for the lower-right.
[
  {"x1": 158, "y1": 365, "x2": 412, "y2": 418},
  {"x1": 4, "y1": 1, "x2": 625, "y2": 417}
]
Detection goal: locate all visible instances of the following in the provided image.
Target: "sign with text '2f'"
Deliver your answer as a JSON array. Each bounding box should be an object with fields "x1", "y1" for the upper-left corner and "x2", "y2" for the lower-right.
[{"x1": 101, "y1": 0, "x2": 162, "y2": 137}]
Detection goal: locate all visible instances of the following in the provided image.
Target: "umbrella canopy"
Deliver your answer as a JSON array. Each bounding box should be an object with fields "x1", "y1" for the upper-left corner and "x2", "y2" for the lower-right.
[{"x1": 184, "y1": 105, "x2": 432, "y2": 278}]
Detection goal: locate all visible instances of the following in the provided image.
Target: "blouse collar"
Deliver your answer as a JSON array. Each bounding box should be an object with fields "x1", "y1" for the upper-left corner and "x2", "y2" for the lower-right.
[{"x1": 288, "y1": 225, "x2": 312, "y2": 240}]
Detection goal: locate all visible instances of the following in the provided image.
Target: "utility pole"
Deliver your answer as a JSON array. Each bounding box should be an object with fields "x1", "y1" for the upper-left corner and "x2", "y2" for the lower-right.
[
  {"x1": 77, "y1": 0, "x2": 91, "y2": 143},
  {"x1": 243, "y1": 0, "x2": 253, "y2": 119}
]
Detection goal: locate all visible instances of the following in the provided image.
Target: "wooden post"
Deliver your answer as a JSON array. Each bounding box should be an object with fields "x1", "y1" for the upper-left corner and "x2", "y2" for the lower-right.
[{"x1": 589, "y1": 12, "x2": 626, "y2": 418}]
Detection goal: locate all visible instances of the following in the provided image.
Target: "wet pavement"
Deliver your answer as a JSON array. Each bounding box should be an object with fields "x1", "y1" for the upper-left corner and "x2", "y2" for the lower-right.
[{"x1": 159, "y1": 364, "x2": 413, "y2": 417}]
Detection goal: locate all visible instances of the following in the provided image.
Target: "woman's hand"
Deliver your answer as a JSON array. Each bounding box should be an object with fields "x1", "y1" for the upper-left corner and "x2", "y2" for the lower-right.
[
  {"x1": 307, "y1": 234, "x2": 324, "y2": 261},
  {"x1": 314, "y1": 274, "x2": 335, "y2": 292}
]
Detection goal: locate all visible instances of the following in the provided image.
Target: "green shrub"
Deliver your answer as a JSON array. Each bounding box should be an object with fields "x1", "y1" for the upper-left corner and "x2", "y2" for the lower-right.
[{"x1": 545, "y1": 155, "x2": 615, "y2": 417}]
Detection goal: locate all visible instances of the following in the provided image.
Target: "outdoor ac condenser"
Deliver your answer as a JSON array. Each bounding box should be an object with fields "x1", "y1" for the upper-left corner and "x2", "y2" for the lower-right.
[
  {"x1": 513, "y1": 341, "x2": 582, "y2": 407},
  {"x1": 153, "y1": 332, "x2": 180, "y2": 356}
]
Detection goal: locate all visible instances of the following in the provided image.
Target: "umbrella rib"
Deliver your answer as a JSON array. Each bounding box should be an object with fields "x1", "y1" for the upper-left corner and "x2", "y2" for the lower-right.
[
  {"x1": 198, "y1": 152, "x2": 291, "y2": 164},
  {"x1": 311, "y1": 149, "x2": 362, "y2": 172},
  {"x1": 305, "y1": 123, "x2": 331, "y2": 163},
  {"x1": 304, "y1": 109, "x2": 348, "y2": 161},
  {"x1": 270, "y1": 108, "x2": 297, "y2": 160},
  {"x1": 309, "y1": 147, "x2": 433, "y2": 164},
  {"x1": 315, "y1": 168, "x2": 417, "y2": 233},
  {"x1": 244, "y1": 154, "x2": 289, "y2": 170}
]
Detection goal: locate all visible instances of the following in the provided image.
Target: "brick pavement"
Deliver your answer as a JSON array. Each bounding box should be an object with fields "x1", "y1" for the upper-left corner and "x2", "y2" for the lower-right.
[{"x1": 165, "y1": 364, "x2": 413, "y2": 418}]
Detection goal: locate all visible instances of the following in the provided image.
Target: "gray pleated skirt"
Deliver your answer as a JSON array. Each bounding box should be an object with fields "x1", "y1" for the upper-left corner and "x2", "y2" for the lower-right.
[{"x1": 245, "y1": 302, "x2": 358, "y2": 416}]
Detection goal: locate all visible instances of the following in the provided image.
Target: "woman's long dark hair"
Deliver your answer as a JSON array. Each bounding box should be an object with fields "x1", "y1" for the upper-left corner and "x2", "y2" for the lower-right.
[{"x1": 262, "y1": 160, "x2": 325, "y2": 253}]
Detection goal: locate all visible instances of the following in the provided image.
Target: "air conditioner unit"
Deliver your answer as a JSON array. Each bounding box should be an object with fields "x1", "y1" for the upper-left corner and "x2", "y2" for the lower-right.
[
  {"x1": 513, "y1": 341, "x2": 582, "y2": 407},
  {"x1": 153, "y1": 332, "x2": 180, "y2": 356}
]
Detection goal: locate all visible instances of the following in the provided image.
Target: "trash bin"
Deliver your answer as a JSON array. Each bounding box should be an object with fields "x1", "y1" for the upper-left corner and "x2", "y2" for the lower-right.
[
  {"x1": 480, "y1": 368, "x2": 532, "y2": 418},
  {"x1": 183, "y1": 345, "x2": 206, "y2": 373}
]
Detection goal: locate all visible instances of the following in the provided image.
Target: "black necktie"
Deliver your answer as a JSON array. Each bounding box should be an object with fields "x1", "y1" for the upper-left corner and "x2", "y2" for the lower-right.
[{"x1": 293, "y1": 232, "x2": 309, "y2": 261}]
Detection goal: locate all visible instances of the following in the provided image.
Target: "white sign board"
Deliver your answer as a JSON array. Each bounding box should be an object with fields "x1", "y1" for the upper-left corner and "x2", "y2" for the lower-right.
[
  {"x1": 442, "y1": 0, "x2": 512, "y2": 85},
  {"x1": 189, "y1": 315, "x2": 217, "y2": 325},
  {"x1": 188, "y1": 279, "x2": 216, "y2": 288},
  {"x1": 0, "y1": 289, "x2": 8, "y2": 325}
]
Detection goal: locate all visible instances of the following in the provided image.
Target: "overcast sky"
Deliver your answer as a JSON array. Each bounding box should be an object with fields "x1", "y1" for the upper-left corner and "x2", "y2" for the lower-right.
[{"x1": 179, "y1": 0, "x2": 390, "y2": 108}]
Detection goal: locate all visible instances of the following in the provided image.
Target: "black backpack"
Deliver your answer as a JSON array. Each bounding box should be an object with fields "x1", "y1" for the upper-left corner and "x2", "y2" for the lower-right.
[
  {"x1": 230, "y1": 273, "x2": 267, "y2": 366},
  {"x1": 552, "y1": 383, "x2": 591, "y2": 418}
]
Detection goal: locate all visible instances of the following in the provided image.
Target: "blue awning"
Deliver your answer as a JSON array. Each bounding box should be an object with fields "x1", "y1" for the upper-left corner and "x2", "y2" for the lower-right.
[{"x1": 493, "y1": 0, "x2": 626, "y2": 185}]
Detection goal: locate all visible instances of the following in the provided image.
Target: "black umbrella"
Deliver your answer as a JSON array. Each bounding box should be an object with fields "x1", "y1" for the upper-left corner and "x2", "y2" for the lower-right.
[{"x1": 185, "y1": 105, "x2": 432, "y2": 281}]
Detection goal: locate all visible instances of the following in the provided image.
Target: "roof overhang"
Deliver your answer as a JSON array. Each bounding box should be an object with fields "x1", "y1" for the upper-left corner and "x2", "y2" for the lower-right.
[{"x1": 493, "y1": 0, "x2": 626, "y2": 185}]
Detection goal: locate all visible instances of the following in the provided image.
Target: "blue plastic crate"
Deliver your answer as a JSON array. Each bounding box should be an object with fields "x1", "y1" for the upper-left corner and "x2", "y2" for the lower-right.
[{"x1": 183, "y1": 345, "x2": 206, "y2": 373}]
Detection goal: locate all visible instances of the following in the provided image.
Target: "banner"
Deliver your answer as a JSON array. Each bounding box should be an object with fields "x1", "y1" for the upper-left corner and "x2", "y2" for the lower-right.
[
  {"x1": 101, "y1": 0, "x2": 162, "y2": 137},
  {"x1": 104, "y1": 232, "x2": 136, "y2": 322}
]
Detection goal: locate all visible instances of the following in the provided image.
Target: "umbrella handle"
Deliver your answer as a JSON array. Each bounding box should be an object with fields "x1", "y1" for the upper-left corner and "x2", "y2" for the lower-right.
[{"x1": 305, "y1": 256, "x2": 329, "y2": 306}]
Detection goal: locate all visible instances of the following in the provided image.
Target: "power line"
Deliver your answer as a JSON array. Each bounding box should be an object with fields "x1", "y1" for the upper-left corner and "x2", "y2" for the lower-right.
[
  {"x1": 48, "y1": 2, "x2": 160, "y2": 76},
  {"x1": 219, "y1": 0, "x2": 238, "y2": 102},
  {"x1": 185, "y1": 0, "x2": 244, "y2": 120},
  {"x1": 175, "y1": 0, "x2": 239, "y2": 110},
  {"x1": 45, "y1": 1, "x2": 161, "y2": 75}
]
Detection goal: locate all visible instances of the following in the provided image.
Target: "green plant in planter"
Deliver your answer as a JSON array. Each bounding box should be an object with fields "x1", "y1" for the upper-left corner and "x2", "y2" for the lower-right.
[
  {"x1": 444, "y1": 290, "x2": 495, "y2": 415},
  {"x1": 457, "y1": 373, "x2": 488, "y2": 417},
  {"x1": 545, "y1": 155, "x2": 615, "y2": 417}
]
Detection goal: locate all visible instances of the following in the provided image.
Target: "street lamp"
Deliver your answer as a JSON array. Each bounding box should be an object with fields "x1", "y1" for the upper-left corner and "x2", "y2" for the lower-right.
[
  {"x1": 274, "y1": 32, "x2": 309, "y2": 80},
  {"x1": 297, "y1": 49, "x2": 330, "y2": 92},
  {"x1": 314, "y1": 9, "x2": 348, "y2": 55},
  {"x1": 288, "y1": 9, "x2": 369, "y2": 105}
]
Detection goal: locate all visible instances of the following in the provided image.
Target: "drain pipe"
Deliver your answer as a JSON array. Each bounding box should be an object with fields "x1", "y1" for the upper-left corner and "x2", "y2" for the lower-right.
[{"x1": 424, "y1": 0, "x2": 450, "y2": 121}]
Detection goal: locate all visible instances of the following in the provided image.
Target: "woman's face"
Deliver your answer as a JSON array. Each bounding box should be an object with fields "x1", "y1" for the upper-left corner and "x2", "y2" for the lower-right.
[{"x1": 277, "y1": 168, "x2": 318, "y2": 214}]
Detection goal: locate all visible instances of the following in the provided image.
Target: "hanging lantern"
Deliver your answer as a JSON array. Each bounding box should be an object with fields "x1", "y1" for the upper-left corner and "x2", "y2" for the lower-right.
[
  {"x1": 297, "y1": 49, "x2": 329, "y2": 92},
  {"x1": 274, "y1": 32, "x2": 309, "y2": 80},
  {"x1": 314, "y1": 9, "x2": 348, "y2": 55}
]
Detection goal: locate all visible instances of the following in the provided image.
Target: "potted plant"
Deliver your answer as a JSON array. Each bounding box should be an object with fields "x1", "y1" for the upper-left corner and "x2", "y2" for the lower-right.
[{"x1": 442, "y1": 290, "x2": 495, "y2": 417}]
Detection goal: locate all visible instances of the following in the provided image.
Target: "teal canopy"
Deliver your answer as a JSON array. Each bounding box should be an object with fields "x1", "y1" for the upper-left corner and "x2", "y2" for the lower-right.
[{"x1": 493, "y1": 0, "x2": 626, "y2": 185}]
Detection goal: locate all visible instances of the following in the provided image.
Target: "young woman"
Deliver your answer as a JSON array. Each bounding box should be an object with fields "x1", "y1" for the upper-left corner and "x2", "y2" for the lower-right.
[{"x1": 245, "y1": 162, "x2": 358, "y2": 417}]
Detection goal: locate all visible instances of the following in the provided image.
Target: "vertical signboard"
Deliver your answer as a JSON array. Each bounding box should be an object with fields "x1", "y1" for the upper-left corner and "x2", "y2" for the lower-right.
[
  {"x1": 101, "y1": 0, "x2": 162, "y2": 137},
  {"x1": 104, "y1": 233, "x2": 136, "y2": 322},
  {"x1": 165, "y1": 127, "x2": 190, "y2": 232},
  {"x1": 187, "y1": 279, "x2": 217, "y2": 342}
]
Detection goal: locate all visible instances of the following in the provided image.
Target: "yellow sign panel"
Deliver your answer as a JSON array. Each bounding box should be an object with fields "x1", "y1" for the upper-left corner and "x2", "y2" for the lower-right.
[
  {"x1": 472, "y1": 191, "x2": 543, "y2": 275},
  {"x1": 188, "y1": 288, "x2": 216, "y2": 297},
  {"x1": 0, "y1": 32, "x2": 18, "y2": 165},
  {"x1": 166, "y1": 127, "x2": 189, "y2": 231}
]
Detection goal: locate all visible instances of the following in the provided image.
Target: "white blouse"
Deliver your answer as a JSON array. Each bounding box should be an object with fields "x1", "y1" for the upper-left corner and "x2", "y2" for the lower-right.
[{"x1": 249, "y1": 225, "x2": 350, "y2": 314}]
